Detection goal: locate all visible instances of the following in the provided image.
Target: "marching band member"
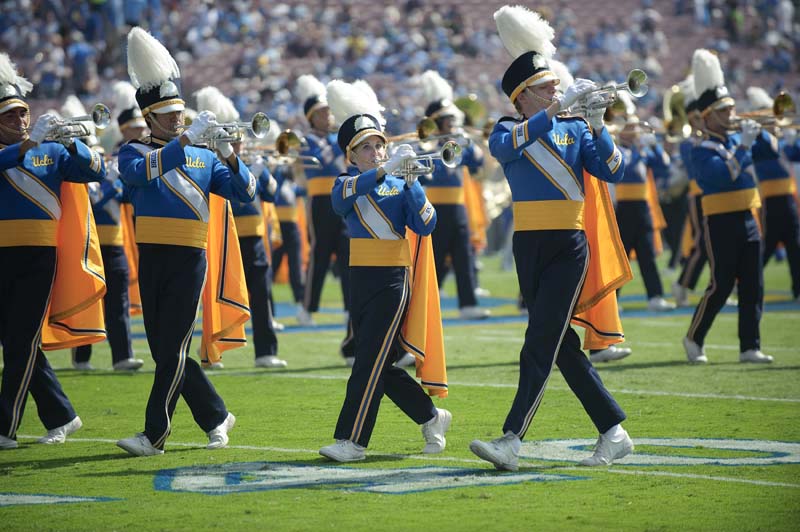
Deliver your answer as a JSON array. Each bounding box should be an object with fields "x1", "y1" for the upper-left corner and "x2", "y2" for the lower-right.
[
  {"x1": 747, "y1": 87, "x2": 800, "y2": 302},
  {"x1": 418, "y1": 70, "x2": 490, "y2": 320},
  {"x1": 682, "y1": 49, "x2": 773, "y2": 364},
  {"x1": 295, "y1": 74, "x2": 355, "y2": 365},
  {"x1": 614, "y1": 99, "x2": 676, "y2": 312},
  {"x1": 0, "y1": 53, "x2": 107, "y2": 449},
  {"x1": 470, "y1": 6, "x2": 633, "y2": 470},
  {"x1": 115, "y1": 27, "x2": 253, "y2": 456},
  {"x1": 672, "y1": 75, "x2": 708, "y2": 307},
  {"x1": 318, "y1": 80, "x2": 450, "y2": 462},
  {"x1": 295, "y1": 76, "x2": 350, "y2": 325},
  {"x1": 70, "y1": 88, "x2": 145, "y2": 372},
  {"x1": 195, "y1": 86, "x2": 286, "y2": 369}
]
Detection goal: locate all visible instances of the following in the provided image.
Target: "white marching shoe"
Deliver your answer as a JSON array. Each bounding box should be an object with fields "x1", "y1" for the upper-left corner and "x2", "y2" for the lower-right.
[
  {"x1": 421, "y1": 408, "x2": 452, "y2": 454},
  {"x1": 297, "y1": 305, "x2": 315, "y2": 326},
  {"x1": 207, "y1": 413, "x2": 236, "y2": 449},
  {"x1": 459, "y1": 306, "x2": 491, "y2": 320},
  {"x1": 590, "y1": 345, "x2": 632, "y2": 363},
  {"x1": 647, "y1": 296, "x2": 676, "y2": 312},
  {"x1": 580, "y1": 428, "x2": 634, "y2": 466},
  {"x1": 113, "y1": 358, "x2": 144, "y2": 371},
  {"x1": 683, "y1": 337, "x2": 708, "y2": 364},
  {"x1": 319, "y1": 440, "x2": 366, "y2": 462},
  {"x1": 72, "y1": 361, "x2": 95, "y2": 371},
  {"x1": 0, "y1": 434, "x2": 19, "y2": 450},
  {"x1": 271, "y1": 319, "x2": 285, "y2": 332},
  {"x1": 395, "y1": 352, "x2": 416, "y2": 368},
  {"x1": 739, "y1": 349, "x2": 774, "y2": 364},
  {"x1": 469, "y1": 432, "x2": 521, "y2": 471},
  {"x1": 117, "y1": 433, "x2": 164, "y2": 456},
  {"x1": 671, "y1": 281, "x2": 690, "y2": 307},
  {"x1": 38, "y1": 416, "x2": 82, "y2": 444},
  {"x1": 255, "y1": 355, "x2": 288, "y2": 368}
]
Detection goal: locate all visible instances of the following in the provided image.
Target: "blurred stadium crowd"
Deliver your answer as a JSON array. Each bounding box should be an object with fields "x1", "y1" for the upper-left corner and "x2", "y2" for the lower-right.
[{"x1": 1, "y1": 0, "x2": 797, "y2": 135}]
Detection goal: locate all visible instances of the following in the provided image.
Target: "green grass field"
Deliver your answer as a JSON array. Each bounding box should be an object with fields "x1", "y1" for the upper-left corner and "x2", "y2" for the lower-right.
[{"x1": 2, "y1": 255, "x2": 799, "y2": 531}]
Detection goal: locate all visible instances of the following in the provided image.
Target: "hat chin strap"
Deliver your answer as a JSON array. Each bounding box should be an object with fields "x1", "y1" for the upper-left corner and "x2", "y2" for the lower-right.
[{"x1": 0, "y1": 122, "x2": 27, "y2": 143}]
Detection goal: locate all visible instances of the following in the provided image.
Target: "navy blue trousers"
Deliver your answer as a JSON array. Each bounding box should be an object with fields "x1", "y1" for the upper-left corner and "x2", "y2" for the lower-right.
[
  {"x1": 304, "y1": 195, "x2": 350, "y2": 313},
  {"x1": 240, "y1": 236, "x2": 278, "y2": 358},
  {"x1": 762, "y1": 194, "x2": 800, "y2": 298},
  {"x1": 615, "y1": 200, "x2": 664, "y2": 298},
  {"x1": 74, "y1": 245, "x2": 133, "y2": 364},
  {"x1": 678, "y1": 195, "x2": 708, "y2": 291},
  {"x1": 506, "y1": 230, "x2": 625, "y2": 438},
  {"x1": 687, "y1": 210, "x2": 763, "y2": 352},
  {"x1": 0, "y1": 247, "x2": 76, "y2": 439},
  {"x1": 138, "y1": 244, "x2": 227, "y2": 449},
  {"x1": 430, "y1": 203, "x2": 478, "y2": 308},
  {"x1": 660, "y1": 194, "x2": 688, "y2": 269},
  {"x1": 333, "y1": 265, "x2": 435, "y2": 447},
  {"x1": 271, "y1": 221, "x2": 305, "y2": 303}
]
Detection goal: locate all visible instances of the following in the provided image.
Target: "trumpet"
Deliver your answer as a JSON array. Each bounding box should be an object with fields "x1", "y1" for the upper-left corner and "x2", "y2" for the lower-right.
[
  {"x1": 178, "y1": 112, "x2": 271, "y2": 142},
  {"x1": 26, "y1": 103, "x2": 111, "y2": 142},
  {"x1": 571, "y1": 69, "x2": 649, "y2": 114},
  {"x1": 388, "y1": 117, "x2": 471, "y2": 151},
  {"x1": 730, "y1": 92, "x2": 797, "y2": 129},
  {"x1": 242, "y1": 129, "x2": 322, "y2": 169},
  {"x1": 377, "y1": 140, "x2": 463, "y2": 176}
]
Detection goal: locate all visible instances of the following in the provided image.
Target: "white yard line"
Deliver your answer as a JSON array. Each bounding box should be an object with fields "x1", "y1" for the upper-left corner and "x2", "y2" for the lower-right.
[
  {"x1": 15, "y1": 436, "x2": 800, "y2": 489},
  {"x1": 212, "y1": 371, "x2": 800, "y2": 403}
]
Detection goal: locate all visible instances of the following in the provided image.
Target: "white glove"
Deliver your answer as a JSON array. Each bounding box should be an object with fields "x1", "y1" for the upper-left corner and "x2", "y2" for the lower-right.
[
  {"x1": 583, "y1": 93, "x2": 607, "y2": 131},
  {"x1": 783, "y1": 127, "x2": 797, "y2": 145},
  {"x1": 249, "y1": 155, "x2": 266, "y2": 178},
  {"x1": 210, "y1": 128, "x2": 234, "y2": 159},
  {"x1": 382, "y1": 143, "x2": 416, "y2": 176},
  {"x1": 640, "y1": 132, "x2": 657, "y2": 147},
  {"x1": 561, "y1": 78, "x2": 596, "y2": 111},
  {"x1": 183, "y1": 110, "x2": 217, "y2": 145},
  {"x1": 739, "y1": 118, "x2": 761, "y2": 148},
  {"x1": 404, "y1": 174, "x2": 418, "y2": 187},
  {"x1": 29, "y1": 113, "x2": 58, "y2": 144}
]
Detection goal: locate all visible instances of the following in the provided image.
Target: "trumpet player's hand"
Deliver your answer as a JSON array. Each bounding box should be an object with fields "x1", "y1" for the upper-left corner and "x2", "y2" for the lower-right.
[
  {"x1": 584, "y1": 93, "x2": 607, "y2": 132},
  {"x1": 640, "y1": 132, "x2": 657, "y2": 147},
  {"x1": 561, "y1": 78, "x2": 597, "y2": 112},
  {"x1": 382, "y1": 143, "x2": 415, "y2": 176},
  {"x1": 29, "y1": 113, "x2": 58, "y2": 145},
  {"x1": 739, "y1": 119, "x2": 761, "y2": 149},
  {"x1": 183, "y1": 110, "x2": 217, "y2": 145},
  {"x1": 209, "y1": 128, "x2": 234, "y2": 159}
]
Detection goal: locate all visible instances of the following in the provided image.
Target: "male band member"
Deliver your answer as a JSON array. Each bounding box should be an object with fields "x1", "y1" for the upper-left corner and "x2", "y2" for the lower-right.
[
  {"x1": 682, "y1": 49, "x2": 773, "y2": 364},
  {"x1": 115, "y1": 27, "x2": 252, "y2": 456},
  {"x1": 195, "y1": 86, "x2": 286, "y2": 369},
  {"x1": 72, "y1": 86, "x2": 146, "y2": 371},
  {"x1": 0, "y1": 52, "x2": 107, "y2": 449},
  {"x1": 319, "y1": 80, "x2": 450, "y2": 462},
  {"x1": 469, "y1": 6, "x2": 634, "y2": 471},
  {"x1": 418, "y1": 70, "x2": 490, "y2": 320},
  {"x1": 747, "y1": 87, "x2": 800, "y2": 302}
]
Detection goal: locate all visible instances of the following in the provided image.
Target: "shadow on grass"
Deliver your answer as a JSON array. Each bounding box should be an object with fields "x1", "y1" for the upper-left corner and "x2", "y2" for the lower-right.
[{"x1": 0, "y1": 451, "x2": 155, "y2": 471}]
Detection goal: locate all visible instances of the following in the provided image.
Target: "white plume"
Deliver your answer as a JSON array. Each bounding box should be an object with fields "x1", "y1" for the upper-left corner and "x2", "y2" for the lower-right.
[
  {"x1": 0, "y1": 52, "x2": 33, "y2": 96},
  {"x1": 548, "y1": 59, "x2": 573, "y2": 89},
  {"x1": 746, "y1": 86, "x2": 773, "y2": 110},
  {"x1": 616, "y1": 90, "x2": 636, "y2": 116},
  {"x1": 126, "y1": 26, "x2": 180, "y2": 91},
  {"x1": 420, "y1": 70, "x2": 453, "y2": 105},
  {"x1": 111, "y1": 80, "x2": 138, "y2": 113},
  {"x1": 194, "y1": 86, "x2": 240, "y2": 122},
  {"x1": 261, "y1": 119, "x2": 281, "y2": 145},
  {"x1": 494, "y1": 5, "x2": 556, "y2": 59},
  {"x1": 327, "y1": 80, "x2": 384, "y2": 127},
  {"x1": 352, "y1": 79, "x2": 385, "y2": 125},
  {"x1": 296, "y1": 74, "x2": 327, "y2": 104},
  {"x1": 678, "y1": 75, "x2": 696, "y2": 104},
  {"x1": 692, "y1": 49, "x2": 724, "y2": 97}
]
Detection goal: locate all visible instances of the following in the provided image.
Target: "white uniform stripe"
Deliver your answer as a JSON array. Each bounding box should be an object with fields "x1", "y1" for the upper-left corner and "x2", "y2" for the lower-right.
[
  {"x1": 354, "y1": 196, "x2": 400, "y2": 240},
  {"x1": 132, "y1": 144, "x2": 209, "y2": 222},
  {"x1": 4, "y1": 168, "x2": 62, "y2": 220},
  {"x1": 518, "y1": 248, "x2": 590, "y2": 438},
  {"x1": 527, "y1": 141, "x2": 584, "y2": 200}
]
